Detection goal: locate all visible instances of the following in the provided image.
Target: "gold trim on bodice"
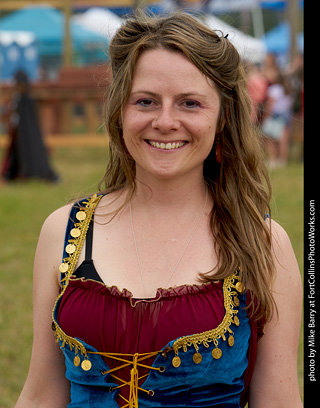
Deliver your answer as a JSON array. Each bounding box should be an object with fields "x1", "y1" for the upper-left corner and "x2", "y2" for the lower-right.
[
  {"x1": 170, "y1": 271, "x2": 243, "y2": 367},
  {"x1": 59, "y1": 194, "x2": 103, "y2": 291},
  {"x1": 52, "y1": 194, "x2": 103, "y2": 360}
]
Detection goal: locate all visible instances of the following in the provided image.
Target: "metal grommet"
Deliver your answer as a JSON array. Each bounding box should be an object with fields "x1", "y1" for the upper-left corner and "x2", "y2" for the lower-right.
[
  {"x1": 159, "y1": 366, "x2": 165, "y2": 372},
  {"x1": 148, "y1": 390, "x2": 155, "y2": 396}
]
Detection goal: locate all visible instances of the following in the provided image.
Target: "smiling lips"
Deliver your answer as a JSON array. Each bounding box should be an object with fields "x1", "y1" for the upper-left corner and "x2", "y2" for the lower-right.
[{"x1": 147, "y1": 140, "x2": 187, "y2": 150}]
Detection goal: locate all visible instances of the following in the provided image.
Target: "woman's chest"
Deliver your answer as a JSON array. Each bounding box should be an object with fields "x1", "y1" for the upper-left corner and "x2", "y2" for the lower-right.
[{"x1": 81, "y1": 215, "x2": 218, "y2": 298}]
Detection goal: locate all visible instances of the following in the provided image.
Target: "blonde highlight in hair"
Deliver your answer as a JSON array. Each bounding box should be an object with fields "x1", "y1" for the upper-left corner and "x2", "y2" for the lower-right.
[{"x1": 99, "y1": 11, "x2": 275, "y2": 322}]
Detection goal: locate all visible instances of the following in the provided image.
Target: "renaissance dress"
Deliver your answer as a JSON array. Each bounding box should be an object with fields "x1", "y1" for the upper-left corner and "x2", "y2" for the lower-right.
[
  {"x1": 1, "y1": 90, "x2": 59, "y2": 182},
  {"x1": 52, "y1": 194, "x2": 265, "y2": 407}
]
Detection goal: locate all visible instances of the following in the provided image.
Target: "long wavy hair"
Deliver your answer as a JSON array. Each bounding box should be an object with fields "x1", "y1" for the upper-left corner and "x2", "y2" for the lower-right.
[{"x1": 99, "y1": 11, "x2": 275, "y2": 321}]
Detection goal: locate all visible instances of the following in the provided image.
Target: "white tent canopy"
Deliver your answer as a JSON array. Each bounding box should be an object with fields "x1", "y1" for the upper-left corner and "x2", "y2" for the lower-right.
[
  {"x1": 72, "y1": 8, "x2": 123, "y2": 40},
  {"x1": 203, "y1": 15, "x2": 266, "y2": 63},
  {"x1": 72, "y1": 9, "x2": 266, "y2": 64},
  {"x1": 209, "y1": 0, "x2": 259, "y2": 13},
  {"x1": 0, "y1": 30, "x2": 36, "y2": 46}
]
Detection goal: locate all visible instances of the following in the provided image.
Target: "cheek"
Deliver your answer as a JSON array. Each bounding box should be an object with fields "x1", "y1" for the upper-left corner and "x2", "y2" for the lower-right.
[
  {"x1": 122, "y1": 119, "x2": 146, "y2": 158},
  {"x1": 123, "y1": 111, "x2": 149, "y2": 138},
  {"x1": 197, "y1": 109, "x2": 219, "y2": 133},
  {"x1": 199, "y1": 123, "x2": 217, "y2": 156},
  {"x1": 198, "y1": 122, "x2": 217, "y2": 144},
  {"x1": 122, "y1": 131, "x2": 137, "y2": 158}
]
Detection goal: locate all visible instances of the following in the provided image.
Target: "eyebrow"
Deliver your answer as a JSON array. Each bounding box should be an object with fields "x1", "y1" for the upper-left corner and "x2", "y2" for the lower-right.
[{"x1": 129, "y1": 90, "x2": 209, "y2": 99}]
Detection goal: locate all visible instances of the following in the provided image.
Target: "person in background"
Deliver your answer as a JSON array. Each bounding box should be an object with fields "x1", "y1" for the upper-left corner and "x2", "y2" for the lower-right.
[
  {"x1": 262, "y1": 53, "x2": 279, "y2": 86},
  {"x1": 261, "y1": 68, "x2": 294, "y2": 167},
  {"x1": 286, "y1": 54, "x2": 304, "y2": 162},
  {"x1": 15, "y1": 12, "x2": 302, "y2": 408},
  {"x1": 1, "y1": 70, "x2": 59, "y2": 182},
  {"x1": 246, "y1": 62, "x2": 268, "y2": 125}
]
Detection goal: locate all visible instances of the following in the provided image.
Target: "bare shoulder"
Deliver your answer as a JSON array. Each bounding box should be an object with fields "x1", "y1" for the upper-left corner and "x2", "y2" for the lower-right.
[
  {"x1": 268, "y1": 218, "x2": 302, "y2": 332},
  {"x1": 269, "y1": 218, "x2": 295, "y2": 252},
  {"x1": 269, "y1": 218, "x2": 293, "y2": 246},
  {"x1": 248, "y1": 218, "x2": 303, "y2": 407},
  {"x1": 35, "y1": 203, "x2": 74, "y2": 284},
  {"x1": 268, "y1": 218, "x2": 302, "y2": 290},
  {"x1": 40, "y1": 203, "x2": 73, "y2": 237}
]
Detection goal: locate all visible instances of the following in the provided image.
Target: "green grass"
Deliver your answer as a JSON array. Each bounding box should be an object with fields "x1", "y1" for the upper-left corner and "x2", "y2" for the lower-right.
[{"x1": 0, "y1": 147, "x2": 303, "y2": 407}]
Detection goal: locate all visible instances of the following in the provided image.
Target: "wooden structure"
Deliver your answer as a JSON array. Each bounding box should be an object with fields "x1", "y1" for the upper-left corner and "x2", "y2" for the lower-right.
[
  {"x1": 0, "y1": 64, "x2": 112, "y2": 136},
  {"x1": 0, "y1": 1, "x2": 138, "y2": 137}
]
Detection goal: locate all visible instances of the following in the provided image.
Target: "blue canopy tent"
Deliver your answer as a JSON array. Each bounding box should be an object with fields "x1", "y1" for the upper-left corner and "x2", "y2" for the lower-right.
[
  {"x1": 0, "y1": 5, "x2": 108, "y2": 77},
  {"x1": 0, "y1": 31, "x2": 39, "y2": 81},
  {"x1": 260, "y1": 0, "x2": 304, "y2": 10},
  {"x1": 262, "y1": 22, "x2": 304, "y2": 54}
]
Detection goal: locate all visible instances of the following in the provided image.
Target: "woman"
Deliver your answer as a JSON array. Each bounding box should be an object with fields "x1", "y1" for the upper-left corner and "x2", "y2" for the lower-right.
[
  {"x1": 1, "y1": 70, "x2": 59, "y2": 182},
  {"x1": 15, "y1": 12, "x2": 302, "y2": 408}
]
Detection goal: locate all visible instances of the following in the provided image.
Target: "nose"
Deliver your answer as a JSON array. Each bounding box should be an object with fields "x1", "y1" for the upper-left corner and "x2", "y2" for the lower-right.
[{"x1": 152, "y1": 105, "x2": 180, "y2": 134}]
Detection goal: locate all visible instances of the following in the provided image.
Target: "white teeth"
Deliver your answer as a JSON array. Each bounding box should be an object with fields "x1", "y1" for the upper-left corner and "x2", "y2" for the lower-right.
[{"x1": 148, "y1": 141, "x2": 185, "y2": 150}]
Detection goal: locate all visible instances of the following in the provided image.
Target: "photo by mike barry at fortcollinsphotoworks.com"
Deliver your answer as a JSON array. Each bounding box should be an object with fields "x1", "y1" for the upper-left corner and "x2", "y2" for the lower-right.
[{"x1": 306, "y1": 199, "x2": 317, "y2": 387}]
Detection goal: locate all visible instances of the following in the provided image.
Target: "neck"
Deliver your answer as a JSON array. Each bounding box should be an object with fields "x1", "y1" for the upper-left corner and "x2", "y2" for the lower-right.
[{"x1": 132, "y1": 172, "x2": 209, "y2": 212}]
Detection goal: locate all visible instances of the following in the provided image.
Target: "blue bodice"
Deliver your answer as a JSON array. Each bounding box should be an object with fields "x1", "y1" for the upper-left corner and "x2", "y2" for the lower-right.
[{"x1": 51, "y1": 195, "x2": 253, "y2": 407}]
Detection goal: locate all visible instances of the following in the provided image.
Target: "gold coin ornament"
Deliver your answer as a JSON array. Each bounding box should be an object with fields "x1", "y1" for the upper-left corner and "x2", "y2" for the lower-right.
[
  {"x1": 211, "y1": 348, "x2": 222, "y2": 360},
  {"x1": 193, "y1": 352, "x2": 202, "y2": 364},
  {"x1": 76, "y1": 211, "x2": 86, "y2": 221},
  {"x1": 81, "y1": 359, "x2": 92, "y2": 371},
  {"x1": 228, "y1": 336, "x2": 235, "y2": 347},
  {"x1": 66, "y1": 244, "x2": 76, "y2": 254},
  {"x1": 172, "y1": 356, "x2": 181, "y2": 368},
  {"x1": 59, "y1": 263, "x2": 69, "y2": 273},
  {"x1": 235, "y1": 282, "x2": 245, "y2": 293},
  {"x1": 70, "y1": 228, "x2": 81, "y2": 238},
  {"x1": 73, "y1": 355, "x2": 81, "y2": 367}
]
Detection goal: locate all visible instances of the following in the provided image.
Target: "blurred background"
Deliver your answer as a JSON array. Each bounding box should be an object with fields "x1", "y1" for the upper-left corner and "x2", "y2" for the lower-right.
[
  {"x1": 0, "y1": 0, "x2": 303, "y2": 143},
  {"x1": 0, "y1": 1, "x2": 303, "y2": 407}
]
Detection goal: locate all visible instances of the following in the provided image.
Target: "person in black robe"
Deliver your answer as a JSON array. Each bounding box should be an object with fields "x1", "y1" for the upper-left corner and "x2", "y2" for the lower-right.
[{"x1": 1, "y1": 70, "x2": 59, "y2": 182}]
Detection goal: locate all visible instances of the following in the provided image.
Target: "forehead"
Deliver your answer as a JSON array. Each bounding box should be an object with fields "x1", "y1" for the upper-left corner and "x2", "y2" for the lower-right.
[{"x1": 131, "y1": 48, "x2": 218, "y2": 95}]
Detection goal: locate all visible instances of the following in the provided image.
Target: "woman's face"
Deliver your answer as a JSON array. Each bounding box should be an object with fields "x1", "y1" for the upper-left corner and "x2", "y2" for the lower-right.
[{"x1": 122, "y1": 48, "x2": 221, "y2": 182}]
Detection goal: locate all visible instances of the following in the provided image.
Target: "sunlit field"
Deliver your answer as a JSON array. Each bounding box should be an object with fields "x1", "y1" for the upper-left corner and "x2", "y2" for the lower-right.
[{"x1": 0, "y1": 145, "x2": 303, "y2": 407}]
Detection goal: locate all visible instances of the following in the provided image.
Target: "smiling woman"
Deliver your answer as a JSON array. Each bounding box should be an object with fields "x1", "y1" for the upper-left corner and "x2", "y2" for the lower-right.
[
  {"x1": 122, "y1": 49, "x2": 220, "y2": 182},
  {"x1": 15, "y1": 11, "x2": 302, "y2": 408}
]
